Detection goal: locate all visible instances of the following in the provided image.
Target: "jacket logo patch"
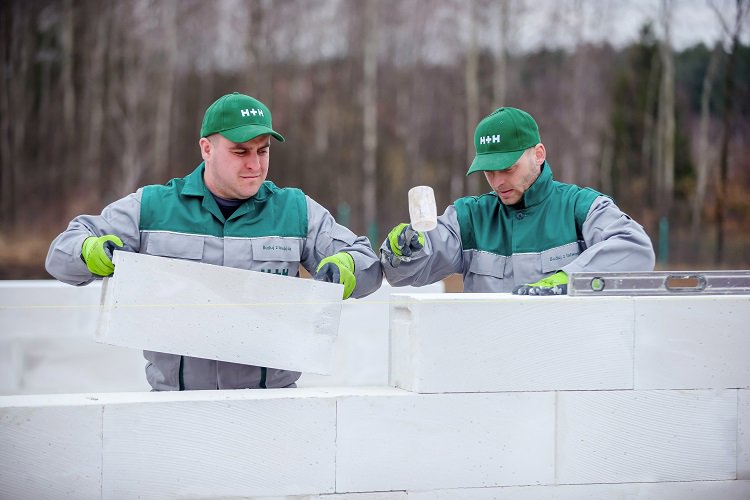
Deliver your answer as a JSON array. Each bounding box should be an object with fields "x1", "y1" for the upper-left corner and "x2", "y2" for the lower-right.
[
  {"x1": 548, "y1": 251, "x2": 579, "y2": 262},
  {"x1": 262, "y1": 244, "x2": 292, "y2": 252}
]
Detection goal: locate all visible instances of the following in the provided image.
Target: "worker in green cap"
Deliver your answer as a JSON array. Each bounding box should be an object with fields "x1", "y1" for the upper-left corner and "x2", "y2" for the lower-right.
[
  {"x1": 380, "y1": 107, "x2": 655, "y2": 295},
  {"x1": 46, "y1": 92, "x2": 382, "y2": 390}
]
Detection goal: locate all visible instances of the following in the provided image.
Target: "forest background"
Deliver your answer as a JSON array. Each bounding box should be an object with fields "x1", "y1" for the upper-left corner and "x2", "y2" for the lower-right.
[{"x1": 1, "y1": 0, "x2": 748, "y2": 283}]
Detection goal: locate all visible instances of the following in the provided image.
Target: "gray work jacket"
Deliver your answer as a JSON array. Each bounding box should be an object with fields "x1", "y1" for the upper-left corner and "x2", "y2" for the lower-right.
[
  {"x1": 381, "y1": 163, "x2": 655, "y2": 292},
  {"x1": 46, "y1": 165, "x2": 382, "y2": 390}
]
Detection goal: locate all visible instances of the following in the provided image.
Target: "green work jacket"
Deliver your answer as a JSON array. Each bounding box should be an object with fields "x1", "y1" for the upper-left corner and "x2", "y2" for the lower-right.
[
  {"x1": 46, "y1": 164, "x2": 382, "y2": 390},
  {"x1": 381, "y1": 162, "x2": 655, "y2": 292}
]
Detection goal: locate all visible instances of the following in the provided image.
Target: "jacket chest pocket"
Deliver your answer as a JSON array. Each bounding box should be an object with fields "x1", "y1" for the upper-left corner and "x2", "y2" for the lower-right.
[
  {"x1": 467, "y1": 251, "x2": 507, "y2": 279},
  {"x1": 144, "y1": 232, "x2": 205, "y2": 261}
]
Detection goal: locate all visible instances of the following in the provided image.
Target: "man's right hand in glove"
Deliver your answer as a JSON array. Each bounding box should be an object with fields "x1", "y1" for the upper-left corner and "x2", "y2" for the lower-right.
[
  {"x1": 385, "y1": 223, "x2": 425, "y2": 266},
  {"x1": 81, "y1": 235, "x2": 123, "y2": 276}
]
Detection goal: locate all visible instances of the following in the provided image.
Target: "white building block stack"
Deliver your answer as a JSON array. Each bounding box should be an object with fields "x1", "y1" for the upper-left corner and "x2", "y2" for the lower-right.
[
  {"x1": 98, "y1": 252, "x2": 343, "y2": 374},
  {"x1": 1, "y1": 285, "x2": 749, "y2": 498},
  {"x1": 383, "y1": 292, "x2": 749, "y2": 495},
  {"x1": 0, "y1": 278, "x2": 442, "y2": 394}
]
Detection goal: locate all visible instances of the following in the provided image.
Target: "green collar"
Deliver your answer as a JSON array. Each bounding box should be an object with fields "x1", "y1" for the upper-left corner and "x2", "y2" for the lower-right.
[
  {"x1": 509, "y1": 161, "x2": 554, "y2": 209},
  {"x1": 179, "y1": 163, "x2": 277, "y2": 222}
]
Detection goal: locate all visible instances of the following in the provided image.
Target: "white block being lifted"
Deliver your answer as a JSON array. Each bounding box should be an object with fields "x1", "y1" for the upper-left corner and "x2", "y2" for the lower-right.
[
  {"x1": 556, "y1": 389, "x2": 738, "y2": 484},
  {"x1": 634, "y1": 296, "x2": 750, "y2": 390},
  {"x1": 96, "y1": 252, "x2": 343, "y2": 374},
  {"x1": 389, "y1": 293, "x2": 634, "y2": 393}
]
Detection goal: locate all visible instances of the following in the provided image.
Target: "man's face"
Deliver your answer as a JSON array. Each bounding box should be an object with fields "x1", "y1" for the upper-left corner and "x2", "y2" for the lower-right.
[
  {"x1": 483, "y1": 144, "x2": 545, "y2": 205},
  {"x1": 200, "y1": 134, "x2": 271, "y2": 199}
]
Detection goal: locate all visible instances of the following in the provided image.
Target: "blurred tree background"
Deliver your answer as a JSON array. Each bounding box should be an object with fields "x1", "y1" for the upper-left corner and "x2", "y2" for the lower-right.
[{"x1": 1, "y1": 0, "x2": 748, "y2": 279}]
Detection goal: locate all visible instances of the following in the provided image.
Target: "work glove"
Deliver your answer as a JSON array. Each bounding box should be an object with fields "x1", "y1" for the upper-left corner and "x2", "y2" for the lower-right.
[
  {"x1": 81, "y1": 234, "x2": 124, "y2": 277},
  {"x1": 314, "y1": 251, "x2": 356, "y2": 299},
  {"x1": 385, "y1": 223, "x2": 425, "y2": 267},
  {"x1": 513, "y1": 270, "x2": 569, "y2": 296}
]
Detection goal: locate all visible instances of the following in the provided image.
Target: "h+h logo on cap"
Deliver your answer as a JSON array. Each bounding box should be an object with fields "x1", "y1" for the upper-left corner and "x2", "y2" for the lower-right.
[
  {"x1": 480, "y1": 135, "x2": 501, "y2": 145},
  {"x1": 240, "y1": 108, "x2": 264, "y2": 118}
]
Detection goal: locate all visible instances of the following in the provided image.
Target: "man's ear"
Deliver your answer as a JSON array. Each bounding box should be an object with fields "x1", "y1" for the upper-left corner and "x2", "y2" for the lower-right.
[
  {"x1": 199, "y1": 137, "x2": 212, "y2": 161},
  {"x1": 534, "y1": 143, "x2": 547, "y2": 166}
]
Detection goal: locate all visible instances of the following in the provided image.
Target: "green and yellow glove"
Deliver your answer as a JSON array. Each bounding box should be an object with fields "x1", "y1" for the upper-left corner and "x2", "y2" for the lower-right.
[
  {"x1": 314, "y1": 252, "x2": 356, "y2": 299},
  {"x1": 513, "y1": 270, "x2": 568, "y2": 296},
  {"x1": 81, "y1": 234, "x2": 124, "y2": 277},
  {"x1": 385, "y1": 223, "x2": 425, "y2": 266}
]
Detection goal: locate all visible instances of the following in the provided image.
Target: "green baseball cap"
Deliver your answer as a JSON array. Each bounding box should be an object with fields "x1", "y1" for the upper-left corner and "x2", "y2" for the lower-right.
[
  {"x1": 200, "y1": 92, "x2": 285, "y2": 143},
  {"x1": 466, "y1": 107, "x2": 540, "y2": 175}
]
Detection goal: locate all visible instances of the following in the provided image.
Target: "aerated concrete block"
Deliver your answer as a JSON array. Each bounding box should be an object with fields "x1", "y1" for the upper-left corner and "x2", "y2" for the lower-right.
[
  {"x1": 15, "y1": 337, "x2": 150, "y2": 394},
  {"x1": 97, "y1": 252, "x2": 343, "y2": 374},
  {"x1": 634, "y1": 296, "x2": 750, "y2": 390},
  {"x1": 336, "y1": 391, "x2": 555, "y2": 491},
  {"x1": 102, "y1": 388, "x2": 338, "y2": 499},
  {"x1": 0, "y1": 280, "x2": 101, "y2": 340},
  {"x1": 557, "y1": 389, "x2": 738, "y2": 484},
  {"x1": 0, "y1": 341, "x2": 20, "y2": 394},
  {"x1": 740, "y1": 390, "x2": 750, "y2": 479},
  {"x1": 0, "y1": 394, "x2": 103, "y2": 500},
  {"x1": 407, "y1": 480, "x2": 750, "y2": 500},
  {"x1": 389, "y1": 293, "x2": 634, "y2": 393},
  {"x1": 298, "y1": 282, "x2": 444, "y2": 387}
]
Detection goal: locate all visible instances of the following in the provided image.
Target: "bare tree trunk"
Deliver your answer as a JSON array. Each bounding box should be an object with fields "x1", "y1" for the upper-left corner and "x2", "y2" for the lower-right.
[
  {"x1": 0, "y1": 2, "x2": 16, "y2": 230},
  {"x1": 642, "y1": 49, "x2": 660, "y2": 199},
  {"x1": 61, "y1": 0, "x2": 77, "y2": 197},
  {"x1": 712, "y1": 0, "x2": 748, "y2": 264},
  {"x1": 691, "y1": 44, "x2": 721, "y2": 240},
  {"x1": 153, "y1": 0, "x2": 178, "y2": 182},
  {"x1": 561, "y1": 0, "x2": 588, "y2": 184},
  {"x1": 465, "y1": 0, "x2": 480, "y2": 195},
  {"x1": 600, "y1": 127, "x2": 615, "y2": 196},
  {"x1": 450, "y1": 110, "x2": 465, "y2": 202},
  {"x1": 362, "y1": 0, "x2": 378, "y2": 240},
  {"x1": 492, "y1": 0, "x2": 510, "y2": 107},
  {"x1": 83, "y1": 1, "x2": 109, "y2": 197},
  {"x1": 110, "y1": 0, "x2": 146, "y2": 197},
  {"x1": 1, "y1": 2, "x2": 33, "y2": 230},
  {"x1": 246, "y1": 0, "x2": 273, "y2": 100},
  {"x1": 655, "y1": 0, "x2": 675, "y2": 265}
]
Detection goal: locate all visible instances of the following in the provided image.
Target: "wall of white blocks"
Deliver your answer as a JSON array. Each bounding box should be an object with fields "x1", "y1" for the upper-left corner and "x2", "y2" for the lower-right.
[
  {"x1": 1, "y1": 279, "x2": 749, "y2": 499},
  {"x1": 0, "y1": 279, "x2": 443, "y2": 394}
]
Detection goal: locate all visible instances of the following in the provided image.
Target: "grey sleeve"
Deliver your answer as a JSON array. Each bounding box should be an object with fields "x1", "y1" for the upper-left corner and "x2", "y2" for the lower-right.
[
  {"x1": 380, "y1": 205, "x2": 464, "y2": 287},
  {"x1": 562, "y1": 195, "x2": 655, "y2": 275},
  {"x1": 45, "y1": 190, "x2": 143, "y2": 286},
  {"x1": 301, "y1": 196, "x2": 382, "y2": 299}
]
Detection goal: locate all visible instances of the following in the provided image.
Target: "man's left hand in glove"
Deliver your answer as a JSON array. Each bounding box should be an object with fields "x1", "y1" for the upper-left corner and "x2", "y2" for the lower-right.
[
  {"x1": 513, "y1": 270, "x2": 568, "y2": 295},
  {"x1": 314, "y1": 252, "x2": 356, "y2": 299}
]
